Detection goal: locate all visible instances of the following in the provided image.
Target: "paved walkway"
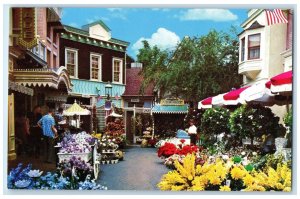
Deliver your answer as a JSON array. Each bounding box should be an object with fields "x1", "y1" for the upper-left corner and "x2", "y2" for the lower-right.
[{"x1": 98, "y1": 146, "x2": 169, "y2": 190}]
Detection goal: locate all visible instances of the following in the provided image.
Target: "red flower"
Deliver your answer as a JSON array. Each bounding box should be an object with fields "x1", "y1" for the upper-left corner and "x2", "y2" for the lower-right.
[
  {"x1": 157, "y1": 143, "x2": 177, "y2": 158},
  {"x1": 180, "y1": 139, "x2": 186, "y2": 144}
]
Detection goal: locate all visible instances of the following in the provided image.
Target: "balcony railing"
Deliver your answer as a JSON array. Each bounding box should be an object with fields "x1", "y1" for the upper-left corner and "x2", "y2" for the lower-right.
[{"x1": 238, "y1": 59, "x2": 262, "y2": 80}]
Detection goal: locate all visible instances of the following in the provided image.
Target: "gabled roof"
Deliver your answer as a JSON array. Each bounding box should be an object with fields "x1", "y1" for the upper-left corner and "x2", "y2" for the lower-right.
[
  {"x1": 122, "y1": 67, "x2": 154, "y2": 96},
  {"x1": 64, "y1": 25, "x2": 89, "y2": 36},
  {"x1": 82, "y1": 20, "x2": 111, "y2": 32}
]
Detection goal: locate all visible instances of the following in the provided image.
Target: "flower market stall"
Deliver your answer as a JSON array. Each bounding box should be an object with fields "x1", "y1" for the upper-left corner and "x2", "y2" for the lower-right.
[
  {"x1": 63, "y1": 100, "x2": 91, "y2": 130},
  {"x1": 56, "y1": 131, "x2": 101, "y2": 180},
  {"x1": 151, "y1": 98, "x2": 189, "y2": 138}
]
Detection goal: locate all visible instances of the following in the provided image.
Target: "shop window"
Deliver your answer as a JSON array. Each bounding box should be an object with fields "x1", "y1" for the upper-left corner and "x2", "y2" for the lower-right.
[
  {"x1": 65, "y1": 48, "x2": 78, "y2": 78},
  {"x1": 113, "y1": 58, "x2": 123, "y2": 83},
  {"x1": 241, "y1": 37, "x2": 245, "y2": 62},
  {"x1": 90, "y1": 53, "x2": 102, "y2": 81},
  {"x1": 248, "y1": 33, "x2": 261, "y2": 60}
]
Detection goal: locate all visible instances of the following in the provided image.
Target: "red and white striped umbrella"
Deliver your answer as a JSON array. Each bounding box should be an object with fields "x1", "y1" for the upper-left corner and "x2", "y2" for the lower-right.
[
  {"x1": 223, "y1": 86, "x2": 250, "y2": 105},
  {"x1": 266, "y1": 70, "x2": 292, "y2": 93},
  {"x1": 198, "y1": 97, "x2": 213, "y2": 109},
  {"x1": 240, "y1": 80, "x2": 275, "y2": 105}
]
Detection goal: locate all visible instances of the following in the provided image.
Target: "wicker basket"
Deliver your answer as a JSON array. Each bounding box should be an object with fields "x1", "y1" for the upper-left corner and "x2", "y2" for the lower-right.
[{"x1": 57, "y1": 152, "x2": 92, "y2": 163}]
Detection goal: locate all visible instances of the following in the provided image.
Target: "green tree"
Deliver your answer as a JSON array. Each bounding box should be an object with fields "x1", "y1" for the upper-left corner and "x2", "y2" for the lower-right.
[{"x1": 137, "y1": 28, "x2": 242, "y2": 105}]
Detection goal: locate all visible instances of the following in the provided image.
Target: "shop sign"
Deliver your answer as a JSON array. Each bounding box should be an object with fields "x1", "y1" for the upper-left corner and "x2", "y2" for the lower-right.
[
  {"x1": 131, "y1": 98, "x2": 140, "y2": 103},
  {"x1": 160, "y1": 98, "x2": 184, "y2": 106},
  {"x1": 18, "y1": 8, "x2": 38, "y2": 49}
]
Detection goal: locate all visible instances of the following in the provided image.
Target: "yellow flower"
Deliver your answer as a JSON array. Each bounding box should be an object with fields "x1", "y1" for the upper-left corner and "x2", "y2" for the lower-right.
[
  {"x1": 231, "y1": 166, "x2": 246, "y2": 180},
  {"x1": 283, "y1": 187, "x2": 291, "y2": 192},
  {"x1": 244, "y1": 184, "x2": 266, "y2": 191},
  {"x1": 243, "y1": 174, "x2": 254, "y2": 186},
  {"x1": 219, "y1": 185, "x2": 231, "y2": 191},
  {"x1": 209, "y1": 176, "x2": 221, "y2": 186}
]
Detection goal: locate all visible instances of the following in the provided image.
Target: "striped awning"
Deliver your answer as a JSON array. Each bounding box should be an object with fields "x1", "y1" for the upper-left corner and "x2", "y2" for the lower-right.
[{"x1": 152, "y1": 104, "x2": 189, "y2": 114}]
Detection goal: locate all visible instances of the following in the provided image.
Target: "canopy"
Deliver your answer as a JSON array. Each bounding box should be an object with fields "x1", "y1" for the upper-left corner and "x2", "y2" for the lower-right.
[
  {"x1": 212, "y1": 93, "x2": 226, "y2": 107},
  {"x1": 63, "y1": 101, "x2": 91, "y2": 116},
  {"x1": 266, "y1": 70, "x2": 292, "y2": 93},
  {"x1": 240, "y1": 80, "x2": 275, "y2": 106},
  {"x1": 152, "y1": 104, "x2": 189, "y2": 114},
  {"x1": 198, "y1": 97, "x2": 212, "y2": 109},
  {"x1": 223, "y1": 86, "x2": 250, "y2": 105}
]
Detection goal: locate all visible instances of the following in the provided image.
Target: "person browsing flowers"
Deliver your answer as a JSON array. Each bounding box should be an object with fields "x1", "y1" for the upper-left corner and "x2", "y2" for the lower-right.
[{"x1": 37, "y1": 106, "x2": 58, "y2": 163}]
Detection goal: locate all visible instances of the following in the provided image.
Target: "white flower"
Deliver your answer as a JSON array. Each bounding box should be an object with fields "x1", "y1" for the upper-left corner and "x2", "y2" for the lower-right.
[
  {"x1": 27, "y1": 170, "x2": 43, "y2": 178},
  {"x1": 220, "y1": 116, "x2": 223, "y2": 119},
  {"x1": 252, "y1": 152, "x2": 257, "y2": 156},
  {"x1": 14, "y1": 180, "x2": 31, "y2": 188},
  {"x1": 222, "y1": 155, "x2": 229, "y2": 160},
  {"x1": 241, "y1": 151, "x2": 246, "y2": 156},
  {"x1": 248, "y1": 115, "x2": 253, "y2": 119}
]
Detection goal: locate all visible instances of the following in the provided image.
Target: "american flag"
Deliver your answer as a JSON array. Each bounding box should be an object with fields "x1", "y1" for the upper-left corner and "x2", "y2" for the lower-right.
[{"x1": 265, "y1": 9, "x2": 288, "y2": 26}]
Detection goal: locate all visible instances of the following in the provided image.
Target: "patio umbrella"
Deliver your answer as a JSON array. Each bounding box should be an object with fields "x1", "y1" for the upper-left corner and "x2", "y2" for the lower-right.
[
  {"x1": 63, "y1": 101, "x2": 91, "y2": 116},
  {"x1": 266, "y1": 70, "x2": 292, "y2": 93},
  {"x1": 198, "y1": 97, "x2": 213, "y2": 109},
  {"x1": 223, "y1": 86, "x2": 250, "y2": 105},
  {"x1": 239, "y1": 80, "x2": 276, "y2": 106},
  {"x1": 212, "y1": 93, "x2": 226, "y2": 107}
]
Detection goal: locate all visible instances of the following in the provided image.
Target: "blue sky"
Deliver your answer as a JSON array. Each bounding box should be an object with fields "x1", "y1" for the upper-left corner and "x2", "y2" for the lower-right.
[{"x1": 61, "y1": 8, "x2": 248, "y2": 59}]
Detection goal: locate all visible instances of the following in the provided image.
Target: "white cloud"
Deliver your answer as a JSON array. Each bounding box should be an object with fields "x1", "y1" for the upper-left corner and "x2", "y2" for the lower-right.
[
  {"x1": 106, "y1": 8, "x2": 127, "y2": 20},
  {"x1": 132, "y1": 28, "x2": 180, "y2": 55},
  {"x1": 178, "y1": 9, "x2": 238, "y2": 22}
]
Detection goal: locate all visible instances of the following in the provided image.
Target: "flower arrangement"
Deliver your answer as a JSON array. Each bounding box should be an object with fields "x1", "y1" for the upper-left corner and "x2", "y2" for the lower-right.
[
  {"x1": 57, "y1": 156, "x2": 93, "y2": 181},
  {"x1": 8, "y1": 164, "x2": 107, "y2": 190},
  {"x1": 58, "y1": 132, "x2": 94, "y2": 154},
  {"x1": 157, "y1": 143, "x2": 178, "y2": 158},
  {"x1": 157, "y1": 154, "x2": 291, "y2": 191}
]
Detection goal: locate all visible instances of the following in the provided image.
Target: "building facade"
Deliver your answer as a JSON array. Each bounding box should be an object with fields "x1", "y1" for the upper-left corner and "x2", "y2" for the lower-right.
[
  {"x1": 122, "y1": 63, "x2": 155, "y2": 143},
  {"x1": 238, "y1": 9, "x2": 293, "y2": 121},
  {"x1": 59, "y1": 20, "x2": 129, "y2": 132},
  {"x1": 8, "y1": 7, "x2": 72, "y2": 159}
]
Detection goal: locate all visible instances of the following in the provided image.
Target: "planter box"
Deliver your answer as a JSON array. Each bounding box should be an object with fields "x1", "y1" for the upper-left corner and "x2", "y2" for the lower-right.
[{"x1": 57, "y1": 152, "x2": 92, "y2": 163}]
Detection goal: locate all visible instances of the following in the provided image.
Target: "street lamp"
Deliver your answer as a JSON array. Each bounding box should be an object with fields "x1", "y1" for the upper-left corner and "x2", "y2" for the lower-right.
[{"x1": 105, "y1": 82, "x2": 112, "y2": 101}]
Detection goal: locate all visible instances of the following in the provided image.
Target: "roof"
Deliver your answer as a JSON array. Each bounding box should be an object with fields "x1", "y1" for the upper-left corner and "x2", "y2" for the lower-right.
[
  {"x1": 152, "y1": 104, "x2": 189, "y2": 114},
  {"x1": 122, "y1": 68, "x2": 154, "y2": 96},
  {"x1": 109, "y1": 38, "x2": 130, "y2": 46},
  {"x1": 82, "y1": 20, "x2": 111, "y2": 32},
  {"x1": 63, "y1": 25, "x2": 130, "y2": 47},
  {"x1": 64, "y1": 25, "x2": 89, "y2": 36}
]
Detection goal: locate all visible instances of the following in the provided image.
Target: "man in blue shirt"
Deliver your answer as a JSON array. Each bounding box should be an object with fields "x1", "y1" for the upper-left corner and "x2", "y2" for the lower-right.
[{"x1": 38, "y1": 107, "x2": 58, "y2": 163}]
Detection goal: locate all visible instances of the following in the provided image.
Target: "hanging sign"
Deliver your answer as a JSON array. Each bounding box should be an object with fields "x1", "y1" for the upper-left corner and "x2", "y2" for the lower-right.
[
  {"x1": 160, "y1": 98, "x2": 184, "y2": 106},
  {"x1": 18, "y1": 8, "x2": 38, "y2": 49}
]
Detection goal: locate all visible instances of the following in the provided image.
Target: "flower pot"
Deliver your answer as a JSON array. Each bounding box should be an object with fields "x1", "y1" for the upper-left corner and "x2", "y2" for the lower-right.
[
  {"x1": 106, "y1": 160, "x2": 110, "y2": 164},
  {"x1": 275, "y1": 137, "x2": 287, "y2": 151},
  {"x1": 102, "y1": 161, "x2": 106, "y2": 164}
]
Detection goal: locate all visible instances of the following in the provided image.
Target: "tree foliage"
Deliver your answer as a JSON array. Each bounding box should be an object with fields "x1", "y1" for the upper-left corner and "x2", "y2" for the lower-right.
[{"x1": 136, "y1": 27, "x2": 242, "y2": 104}]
